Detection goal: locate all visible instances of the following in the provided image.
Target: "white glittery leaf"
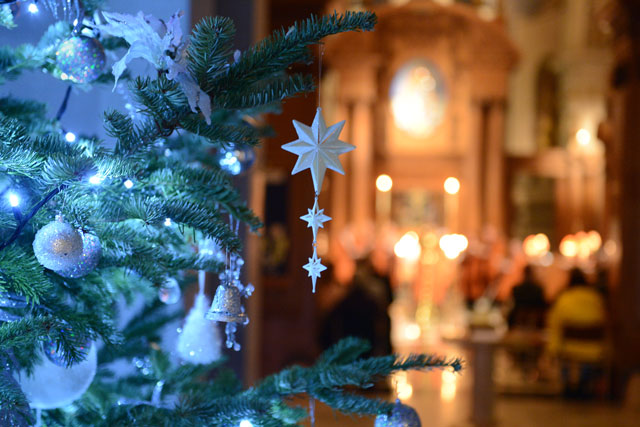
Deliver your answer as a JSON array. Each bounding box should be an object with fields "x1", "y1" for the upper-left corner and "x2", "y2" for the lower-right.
[{"x1": 94, "y1": 10, "x2": 212, "y2": 123}]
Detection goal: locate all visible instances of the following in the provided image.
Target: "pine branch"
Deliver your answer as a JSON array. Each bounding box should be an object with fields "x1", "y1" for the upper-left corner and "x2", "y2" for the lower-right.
[
  {"x1": 209, "y1": 11, "x2": 376, "y2": 94},
  {"x1": 187, "y1": 16, "x2": 236, "y2": 93},
  {"x1": 0, "y1": 184, "x2": 66, "y2": 252}
]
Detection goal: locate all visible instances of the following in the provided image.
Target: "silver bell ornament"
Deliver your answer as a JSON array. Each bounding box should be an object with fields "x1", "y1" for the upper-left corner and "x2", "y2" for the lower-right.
[
  {"x1": 374, "y1": 400, "x2": 421, "y2": 427},
  {"x1": 33, "y1": 217, "x2": 83, "y2": 271},
  {"x1": 214, "y1": 143, "x2": 255, "y2": 176},
  {"x1": 206, "y1": 284, "x2": 247, "y2": 323},
  {"x1": 56, "y1": 231, "x2": 101, "y2": 278},
  {"x1": 56, "y1": 36, "x2": 106, "y2": 84}
]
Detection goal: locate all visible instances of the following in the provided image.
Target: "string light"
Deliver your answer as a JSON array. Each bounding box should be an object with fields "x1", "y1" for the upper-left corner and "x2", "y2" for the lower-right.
[
  {"x1": 8, "y1": 193, "x2": 19, "y2": 207},
  {"x1": 89, "y1": 173, "x2": 104, "y2": 185},
  {"x1": 27, "y1": 2, "x2": 39, "y2": 14},
  {"x1": 239, "y1": 421, "x2": 253, "y2": 427},
  {"x1": 123, "y1": 179, "x2": 134, "y2": 189},
  {"x1": 65, "y1": 132, "x2": 76, "y2": 143},
  {"x1": 164, "y1": 218, "x2": 172, "y2": 227}
]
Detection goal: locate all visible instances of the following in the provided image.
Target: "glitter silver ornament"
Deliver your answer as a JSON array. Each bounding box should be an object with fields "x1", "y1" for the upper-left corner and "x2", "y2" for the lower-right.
[
  {"x1": 158, "y1": 277, "x2": 181, "y2": 304},
  {"x1": 375, "y1": 400, "x2": 421, "y2": 427},
  {"x1": 56, "y1": 231, "x2": 101, "y2": 278},
  {"x1": 56, "y1": 36, "x2": 106, "y2": 84},
  {"x1": 33, "y1": 219, "x2": 83, "y2": 271},
  {"x1": 206, "y1": 284, "x2": 247, "y2": 323},
  {"x1": 41, "y1": 327, "x2": 91, "y2": 367},
  {"x1": 214, "y1": 143, "x2": 255, "y2": 176}
]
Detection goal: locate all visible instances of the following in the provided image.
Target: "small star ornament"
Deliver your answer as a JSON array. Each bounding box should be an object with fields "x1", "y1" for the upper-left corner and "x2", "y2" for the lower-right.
[
  {"x1": 282, "y1": 107, "x2": 355, "y2": 192},
  {"x1": 303, "y1": 254, "x2": 327, "y2": 293},
  {"x1": 300, "y1": 198, "x2": 331, "y2": 241}
]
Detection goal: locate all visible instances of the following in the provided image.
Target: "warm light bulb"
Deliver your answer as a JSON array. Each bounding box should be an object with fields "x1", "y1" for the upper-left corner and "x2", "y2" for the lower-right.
[
  {"x1": 394, "y1": 231, "x2": 421, "y2": 261},
  {"x1": 523, "y1": 233, "x2": 550, "y2": 257},
  {"x1": 559, "y1": 235, "x2": 578, "y2": 258},
  {"x1": 123, "y1": 179, "x2": 134, "y2": 189},
  {"x1": 239, "y1": 421, "x2": 253, "y2": 427},
  {"x1": 439, "y1": 234, "x2": 468, "y2": 259},
  {"x1": 65, "y1": 132, "x2": 76, "y2": 143},
  {"x1": 27, "y1": 3, "x2": 39, "y2": 14},
  {"x1": 8, "y1": 193, "x2": 19, "y2": 207},
  {"x1": 164, "y1": 218, "x2": 172, "y2": 227},
  {"x1": 404, "y1": 323, "x2": 421, "y2": 340},
  {"x1": 376, "y1": 174, "x2": 393, "y2": 192},
  {"x1": 576, "y1": 128, "x2": 591, "y2": 146},
  {"x1": 444, "y1": 177, "x2": 460, "y2": 195}
]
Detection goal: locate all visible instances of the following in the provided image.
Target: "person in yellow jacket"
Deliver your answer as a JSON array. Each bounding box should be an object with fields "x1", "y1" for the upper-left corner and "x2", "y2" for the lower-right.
[{"x1": 546, "y1": 268, "x2": 607, "y2": 397}]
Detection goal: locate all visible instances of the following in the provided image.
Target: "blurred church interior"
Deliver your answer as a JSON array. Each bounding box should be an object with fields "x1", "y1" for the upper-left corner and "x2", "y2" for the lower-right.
[{"x1": 203, "y1": 0, "x2": 639, "y2": 425}]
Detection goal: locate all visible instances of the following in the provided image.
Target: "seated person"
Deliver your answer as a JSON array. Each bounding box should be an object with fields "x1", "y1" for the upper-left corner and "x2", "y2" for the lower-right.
[
  {"x1": 508, "y1": 265, "x2": 548, "y2": 329},
  {"x1": 546, "y1": 268, "x2": 607, "y2": 397}
]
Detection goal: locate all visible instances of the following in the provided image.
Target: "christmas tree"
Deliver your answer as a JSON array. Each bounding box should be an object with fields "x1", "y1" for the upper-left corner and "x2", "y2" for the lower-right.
[{"x1": 0, "y1": 1, "x2": 461, "y2": 425}]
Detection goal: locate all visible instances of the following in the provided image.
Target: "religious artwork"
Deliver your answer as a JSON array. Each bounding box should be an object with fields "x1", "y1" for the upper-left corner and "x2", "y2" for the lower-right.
[{"x1": 389, "y1": 59, "x2": 448, "y2": 138}]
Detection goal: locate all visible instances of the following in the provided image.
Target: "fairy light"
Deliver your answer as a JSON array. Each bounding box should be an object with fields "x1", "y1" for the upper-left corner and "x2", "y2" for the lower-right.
[
  {"x1": 8, "y1": 193, "x2": 19, "y2": 207},
  {"x1": 239, "y1": 421, "x2": 253, "y2": 427},
  {"x1": 123, "y1": 179, "x2": 134, "y2": 189},
  {"x1": 89, "y1": 173, "x2": 104, "y2": 185},
  {"x1": 27, "y1": 2, "x2": 39, "y2": 14},
  {"x1": 65, "y1": 132, "x2": 76, "y2": 143},
  {"x1": 164, "y1": 218, "x2": 172, "y2": 227}
]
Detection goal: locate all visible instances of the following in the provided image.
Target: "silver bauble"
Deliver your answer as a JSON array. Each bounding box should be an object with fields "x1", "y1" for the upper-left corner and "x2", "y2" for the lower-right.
[
  {"x1": 56, "y1": 231, "x2": 102, "y2": 278},
  {"x1": 56, "y1": 36, "x2": 106, "y2": 83},
  {"x1": 33, "y1": 219, "x2": 83, "y2": 271},
  {"x1": 41, "y1": 327, "x2": 91, "y2": 367},
  {"x1": 375, "y1": 400, "x2": 421, "y2": 427},
  {"x1": 16, "y1": 343, "x2": 97, "y2": 409},
  {"x1": 158, "y1": 277, "x2": 181, "y2": 304}
]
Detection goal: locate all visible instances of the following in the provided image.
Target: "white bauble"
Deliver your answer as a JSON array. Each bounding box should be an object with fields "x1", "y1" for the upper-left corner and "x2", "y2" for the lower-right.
[
  {"x1": 16, "y1": 344, "x2": 97, "y2": 409},
  {"x1": 177, "y1": 294, "x2": 222, "y2": 364},
  {"x1": 33, "y1": 220, "x2": 83, "y2": 271}
]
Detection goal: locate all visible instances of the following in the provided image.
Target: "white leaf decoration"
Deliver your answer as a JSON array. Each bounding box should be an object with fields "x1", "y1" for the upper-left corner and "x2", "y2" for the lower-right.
[{"x1": 94, "y1": 10, "x2": 212, "y2": 123}]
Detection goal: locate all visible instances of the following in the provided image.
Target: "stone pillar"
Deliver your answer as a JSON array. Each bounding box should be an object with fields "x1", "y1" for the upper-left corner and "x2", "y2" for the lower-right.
[
  {"x1": 484, "y1": 100, "x2": 507, "y2": 236},
  {"x1": 462, "y1": 100, "x2": 484, "y2": 239},
  {"x1": 350, "y1": 100, "x2": 374, "y2": 229}
]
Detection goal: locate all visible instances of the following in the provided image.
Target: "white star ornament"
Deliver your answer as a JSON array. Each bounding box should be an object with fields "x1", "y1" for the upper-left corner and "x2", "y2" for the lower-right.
[
  {"x1": 282, "y1": 108, "x2": 355, "y2": 193},
  {"x1": 303, "y1": 254, "x2": 327, "y2": 293},
  {"x1": 300, "y1": 198, "x2": 331, "y2": 241}
]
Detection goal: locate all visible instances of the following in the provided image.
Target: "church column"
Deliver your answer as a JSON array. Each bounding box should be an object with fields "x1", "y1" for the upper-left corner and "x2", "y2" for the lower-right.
[
  {"x1": 484, "y1": 99, "x2": 507, "y2": 236},
  {"x1": 462, "y1": 99, "x2": 484, "y2": 239},
  {"x1": 350, "y1": 99, "x2": 374, "y2": 230}
]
